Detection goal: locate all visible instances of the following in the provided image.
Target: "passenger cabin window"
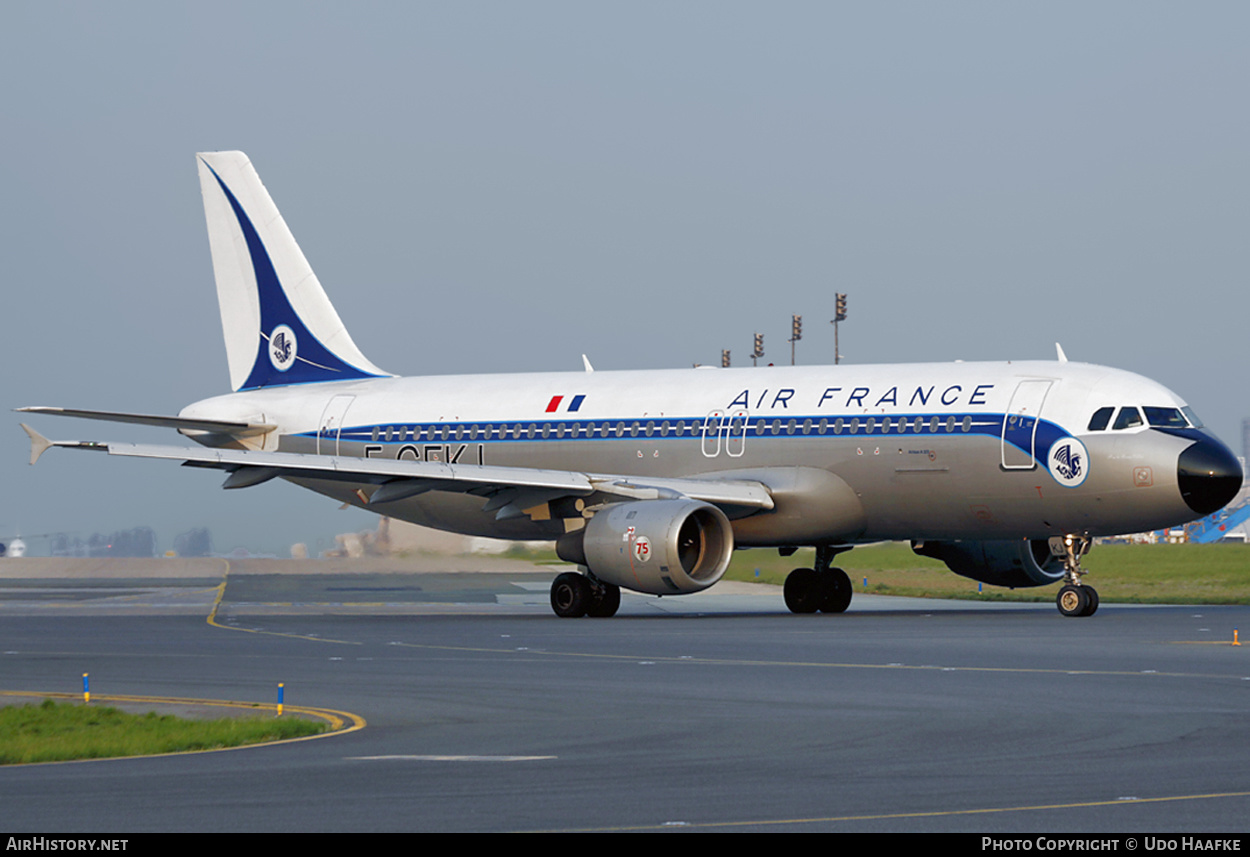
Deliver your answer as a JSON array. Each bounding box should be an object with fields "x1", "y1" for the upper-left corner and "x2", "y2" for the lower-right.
[
  {"x1": 1112, "y1": 407, "x2": 1143, "y2": 430},
  {"x1": 1087, "y1": 407, "x2": 1114, "y2": 431}
]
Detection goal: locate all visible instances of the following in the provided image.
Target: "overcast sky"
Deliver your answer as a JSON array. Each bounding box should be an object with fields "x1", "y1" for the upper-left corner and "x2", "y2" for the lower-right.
[{"x1": 2, "y1": 2, "x2": 1246, "y2": 556}]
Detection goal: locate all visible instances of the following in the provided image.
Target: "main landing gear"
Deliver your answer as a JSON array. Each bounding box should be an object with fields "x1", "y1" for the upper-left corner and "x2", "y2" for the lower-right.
[
  {"x1": 550, "y1": 571, "x2": 621, "y2": 618},
  {"x1": 1052, "y1": 535, "x2": 1098, "y2": 617},
  {"x1": 783, "y1": 545, "x2": 853, "y2": 614}
]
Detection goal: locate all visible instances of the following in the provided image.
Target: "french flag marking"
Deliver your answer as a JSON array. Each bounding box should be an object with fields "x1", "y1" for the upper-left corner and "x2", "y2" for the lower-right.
[{"x1": 545, "y1": 394, "x2": 586, "y2": 413}]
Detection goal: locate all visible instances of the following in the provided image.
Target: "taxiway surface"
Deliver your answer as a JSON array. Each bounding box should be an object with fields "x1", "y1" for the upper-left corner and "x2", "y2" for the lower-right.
[{"x1": 1, "y1": 557, "x2": 1247, "y2": 832}]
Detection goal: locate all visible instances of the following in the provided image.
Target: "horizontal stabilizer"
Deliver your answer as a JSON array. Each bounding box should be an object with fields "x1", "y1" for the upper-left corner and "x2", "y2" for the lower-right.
[{"x1": 15, "y1": 407, "x2": 275, "y2": 437}]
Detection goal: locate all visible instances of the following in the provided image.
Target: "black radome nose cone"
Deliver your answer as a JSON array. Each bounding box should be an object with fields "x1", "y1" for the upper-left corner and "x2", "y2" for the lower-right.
[{"x1": 1177, "y1": 434, "x2": 1243, "y2": 516}]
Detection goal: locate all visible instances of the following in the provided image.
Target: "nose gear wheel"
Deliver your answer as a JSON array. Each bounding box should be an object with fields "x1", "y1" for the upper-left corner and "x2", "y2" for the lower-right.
[{"x1": 1052, "y1": 535, "x2": 1098, "y2": 617}]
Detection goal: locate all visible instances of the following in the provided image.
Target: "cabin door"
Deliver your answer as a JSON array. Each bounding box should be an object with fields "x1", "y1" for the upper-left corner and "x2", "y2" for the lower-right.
[
  {"x1": 1001, "y1": 380, "x2": 1052, "y2": 469},
  {"x1": 317, "y1": 395, "x2": 356, "y2": 456}
]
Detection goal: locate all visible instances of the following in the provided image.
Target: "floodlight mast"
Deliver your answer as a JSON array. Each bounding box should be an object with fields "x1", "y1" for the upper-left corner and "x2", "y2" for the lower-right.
[{"x1": 831, "y1": 293, "x2": 848, "y2": 365}]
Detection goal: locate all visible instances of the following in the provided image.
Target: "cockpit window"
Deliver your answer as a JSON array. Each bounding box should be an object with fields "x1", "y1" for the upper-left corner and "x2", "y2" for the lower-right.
[
  {"x1": 1182, "y1": 406, "x2": 1204, "y2": 429},
  {"x1": 1143, "y1": 407, "x2": 1189, "y2": 429},
  {"x1": 1112, "y1": 407, "x2": 1143, "y2": 430},
  {"x1": 1087, "y1": 407, "x2": 1114, "y2": 431}
]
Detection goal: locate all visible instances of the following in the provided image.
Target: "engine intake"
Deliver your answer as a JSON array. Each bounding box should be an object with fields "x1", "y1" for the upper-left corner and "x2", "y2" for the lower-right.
[
  {"x1": 558, "y1": 499, "x2": 735, "y2": 595},
  {"x1": 912, "y1": 538, "x2": 1063, "y2": 588}
]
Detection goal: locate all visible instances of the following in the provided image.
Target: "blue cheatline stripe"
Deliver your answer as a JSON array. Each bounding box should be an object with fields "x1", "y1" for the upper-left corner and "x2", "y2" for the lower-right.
[
  {"x1": 299, "y1": 412, "x2": 1075, "y2": 467},
  {"x1": 202, "y1": 160, "x2": 386, "y2": 391}
]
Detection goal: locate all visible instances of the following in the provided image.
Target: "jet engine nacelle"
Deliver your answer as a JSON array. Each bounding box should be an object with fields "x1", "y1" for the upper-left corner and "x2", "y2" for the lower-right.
[
  {"x1": 911, "y1": 538, "x2": 1064, "y2": 588},
  {"x1": 558, "y1": 499, "x2": 735, "y2": 596}
]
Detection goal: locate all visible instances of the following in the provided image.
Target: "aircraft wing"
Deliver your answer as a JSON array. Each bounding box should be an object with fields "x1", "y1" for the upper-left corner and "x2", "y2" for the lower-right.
[{"x1": 19, "y1": 425, "x2": 775, "y2": 516}]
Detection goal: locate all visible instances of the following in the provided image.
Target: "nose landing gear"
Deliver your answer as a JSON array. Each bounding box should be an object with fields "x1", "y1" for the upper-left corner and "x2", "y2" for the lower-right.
[{"x1": 1051, "y1": 535, "x2": 1098, "y2": 617}]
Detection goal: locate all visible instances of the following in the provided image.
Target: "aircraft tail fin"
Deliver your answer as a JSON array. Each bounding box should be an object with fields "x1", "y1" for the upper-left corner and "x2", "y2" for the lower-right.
[{"x1": 196, "y1": 151, "x2": 391, "y2": 391}]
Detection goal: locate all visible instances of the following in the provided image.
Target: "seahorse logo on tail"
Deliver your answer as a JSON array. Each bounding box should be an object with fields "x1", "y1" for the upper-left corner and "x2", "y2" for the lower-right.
[{"x1": 269, "y1": 324, "x2": 297, "y2": 372}]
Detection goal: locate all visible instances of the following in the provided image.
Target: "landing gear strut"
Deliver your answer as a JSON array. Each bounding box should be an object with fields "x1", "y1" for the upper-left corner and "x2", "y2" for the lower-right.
[
  {"x1": 1051, "y1": 535, "x2": 1098, "y2": 617},
  {"x1": 783, "y1": 545, "x2": 853, "y2": 615}
]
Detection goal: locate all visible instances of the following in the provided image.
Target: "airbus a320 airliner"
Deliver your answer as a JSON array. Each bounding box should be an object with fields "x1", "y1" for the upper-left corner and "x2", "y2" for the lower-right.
[{"x1": 20, "y1": 152, "x2": 1243, "y2": 618}]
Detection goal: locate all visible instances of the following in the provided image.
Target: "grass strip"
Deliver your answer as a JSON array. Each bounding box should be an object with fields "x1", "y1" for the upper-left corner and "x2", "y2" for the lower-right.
[{"x1": 0, "y1": 699, "x2": 326, "y2": 765}]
